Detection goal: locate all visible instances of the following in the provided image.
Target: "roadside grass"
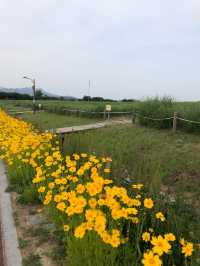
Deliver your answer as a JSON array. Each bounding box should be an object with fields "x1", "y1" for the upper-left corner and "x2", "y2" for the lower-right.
[
  {"x1": 22, "y1": 254, "x2": 42, "y2": 266},
  {"x1": 25, "y1": 226, "x2": 50, "y2": 244},
  {"x1": 63, "y1": 123, "x2": 200, "y2": 242},
  {"x1": 18, "y1": 237, "x2": 29, "y2": 249},
  {"x1": 20, "y1": 112, "x2": 99, "y2": 131}
]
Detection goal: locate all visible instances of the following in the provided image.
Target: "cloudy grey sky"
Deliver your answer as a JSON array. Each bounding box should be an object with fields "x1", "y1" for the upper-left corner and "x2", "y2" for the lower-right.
[{"x1": 0, "y1": 0, "x2": 200, "y2": 100}]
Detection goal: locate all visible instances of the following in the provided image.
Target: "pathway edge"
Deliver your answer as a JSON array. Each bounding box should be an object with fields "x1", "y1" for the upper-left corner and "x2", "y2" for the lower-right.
[{"x1": 0, "y1": 161, "x2": 22, "y2": 266}]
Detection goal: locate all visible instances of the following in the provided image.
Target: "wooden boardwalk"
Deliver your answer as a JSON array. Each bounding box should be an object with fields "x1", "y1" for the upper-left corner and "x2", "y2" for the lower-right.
[
  {"x1": 53, "y1": 119, "x2": 132, "y2": 134},
  {"x1": 55, "y1": 122, "x2": 107, "y2": 134}
]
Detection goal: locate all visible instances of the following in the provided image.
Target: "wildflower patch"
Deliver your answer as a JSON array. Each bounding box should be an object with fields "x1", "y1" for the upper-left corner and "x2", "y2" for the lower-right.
[{"x1": 0, "y1": 110, "x2": 199, "y2": 266}]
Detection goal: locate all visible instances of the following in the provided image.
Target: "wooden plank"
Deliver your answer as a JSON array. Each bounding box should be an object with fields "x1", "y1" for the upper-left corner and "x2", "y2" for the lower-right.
[
  {"x1": 55, "y1": 122, "x2": 107, "y2": 134},
  {"x1": 8, "y1": 110, "x2": 44, "y2": 115},
  {"x1": 8, "y1": 110, "x2": 32, "y2": 115}
]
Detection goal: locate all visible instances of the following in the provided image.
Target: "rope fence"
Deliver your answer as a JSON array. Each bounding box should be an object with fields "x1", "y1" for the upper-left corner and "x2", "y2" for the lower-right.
[
  {"x1": 57, "y1": 108, "x2": 200, "y2": 131},
  {"x1": 7, "y1": 106, "x2": 200, "y2": 132},
  {"x1": 133, "y1": 111, "x2": 200, "y2": 132},
  {"x1": 176, "y1": 117, "x2": 200, "y2": 125},
  {"x1": 136, "y1": 114, "x2": 173, "y2": 121}
]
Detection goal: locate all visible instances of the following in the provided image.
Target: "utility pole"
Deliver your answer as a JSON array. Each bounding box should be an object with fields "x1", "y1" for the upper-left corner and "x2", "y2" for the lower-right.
[
  {"x1": 23, "y1": 76, "x2": 36, "y2": 114},
  {"x1": 32, "y1": 79, "x2": 36, "y2": 114},
  {"x1": 88, "y1": 80, "x2": 91, "y2": 102}
]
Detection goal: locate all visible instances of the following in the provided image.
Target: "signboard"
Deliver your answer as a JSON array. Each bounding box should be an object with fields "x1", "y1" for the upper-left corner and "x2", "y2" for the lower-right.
[{"x1": 105, "y1": 105, "x2": 112, "y2": 112}]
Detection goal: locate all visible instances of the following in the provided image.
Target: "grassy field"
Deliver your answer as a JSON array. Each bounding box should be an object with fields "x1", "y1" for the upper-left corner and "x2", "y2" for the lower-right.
[
  {"x1": 63, "y1": 123, "x2": 200, "y2": 192},
  {"x1": 1, "y1": 99, "x2": 200, "y2": 133},
  {"x1": 0, "y1": 99, "x2": 139, "y2": 112},
  {"x1": 1, "y1": 100, "x2": 200, "y2": 236},
  {"x1": 20, "y1": 112, "x2": 99, "y2": 131},
  {"x1": 63, "y1": 123, "x2": 200, "y2": 242},
  {"x1": 1, "y1": 101, "x2": 200, "y2": 264}
]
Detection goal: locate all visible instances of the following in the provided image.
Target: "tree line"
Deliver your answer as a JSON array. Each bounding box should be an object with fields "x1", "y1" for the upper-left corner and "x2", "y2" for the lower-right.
[{"x1": 0, "y1": 91, "x2": 136, "y2": 102}]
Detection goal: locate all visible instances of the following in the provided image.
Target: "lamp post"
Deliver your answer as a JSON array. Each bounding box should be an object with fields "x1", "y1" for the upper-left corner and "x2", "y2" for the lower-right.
[{"x1": 23, "y1": 76, "x2": 36, "y2": 114}]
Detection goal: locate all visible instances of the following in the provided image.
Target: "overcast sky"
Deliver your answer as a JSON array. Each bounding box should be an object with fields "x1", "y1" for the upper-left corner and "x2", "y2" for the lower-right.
[{"x1": 1, "y1": 0, "x2": 200, "y2": 100}]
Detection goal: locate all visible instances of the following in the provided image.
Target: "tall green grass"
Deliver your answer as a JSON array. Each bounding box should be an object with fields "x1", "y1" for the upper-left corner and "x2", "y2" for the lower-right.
[
  {"x1": 2, "y1": 98, "x2": 200, "y2": 133},
  {"x1": 62, "y1": 124, "x2": 200, "y2": 263},
  {"x1": 137, "y1": 97, "x2": 200, "y2": 133},
  {"x1": 137, "y1": 97, "x2": 174, "y2": 129},
  {"x1": 0, "y1": 99, "x2": 139, "y2": 118}
]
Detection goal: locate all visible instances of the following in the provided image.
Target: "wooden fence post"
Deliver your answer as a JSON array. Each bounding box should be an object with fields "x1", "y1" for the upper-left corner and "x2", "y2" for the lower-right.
[
  {"x1": 104, "y1": 110, "x2": 106, "y2": 120},
  {"x1": 173, "y1": 112, "x2": 177, "y2": 132}
]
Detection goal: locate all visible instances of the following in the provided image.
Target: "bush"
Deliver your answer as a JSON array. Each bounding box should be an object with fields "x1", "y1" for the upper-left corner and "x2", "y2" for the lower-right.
[
  {"x1": 176, "y1": 103, "x2": 200, "y2": 133},
  {"x1": 137, "y1": 97, "x2": 174, "y2": 129}
]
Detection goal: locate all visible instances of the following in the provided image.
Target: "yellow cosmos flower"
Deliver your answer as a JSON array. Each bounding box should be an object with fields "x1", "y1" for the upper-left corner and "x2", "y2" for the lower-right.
[
  {"x1": 142, "y1": 251, "x2": 162, "y2": 266},
  {"x1": 151, "y1": 235, "x2": 171, "y2": 256},
  {"x1": 164, "y1": 233, "x2": 176, "y2": 242},
  {"x1": 180, "y1": 238, "x2": 185, "y2": 246},
  {"x1": 142, "y1": 232, "x2": 151, "y2": 242},
  {"x1": 56, "y1": 202, "x2": 66, "y2": 212},
  {"x1": 76, "y1": 184, "x2": 85, "y2": 194},
  {"x1": 63, "y1": 224, "x2": 70, "y2": 232},
  {"x1": 73, "y1": 154, "x2": 80, "y2": 160},
  {"x1": 45, "y1": 156, "x2": 54, "y2": 166},
  {"x1": 74, "y1": 224, "x2": 86, "y2": 239},
  {"x1": 144, "y1": 198, "x2": 154, "y2": 209},
  {"x1": 156, "y1": 212, "x2": 166, "y2": 222},
  {"x1": 182, "y1": 242, "x2": 194, "y2": 257},
  {"x1": 88, "y1": 198, "x2": 97, "y2": 208},
  {"x1": 38, "y1": 186, "x2": 45, "y2": 193}
]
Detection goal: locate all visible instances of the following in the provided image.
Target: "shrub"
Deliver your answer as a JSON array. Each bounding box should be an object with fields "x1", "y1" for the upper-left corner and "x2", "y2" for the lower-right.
[{"x1": 137, "y1": 96, "x2": 174, "y2": 129}]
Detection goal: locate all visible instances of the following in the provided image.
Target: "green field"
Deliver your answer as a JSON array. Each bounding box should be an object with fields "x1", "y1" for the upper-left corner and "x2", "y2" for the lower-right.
[
  {"x1": 63, "y1": 123, "x2": 200, "y2": 242},
  {"x1": 2, "y1": 99, "x2": 200, "y2": 264},
  {"x1": 1, "y1": 100, "x2": 200, "y2": 217},
  {"x1": 0, "y1": 99, "x2": 139, "y2": 112},
  {"x1": 20, "y1": 112, "x2": 99, "y2": 131},
  {"x1": 1, "y1": 99, "x2": 200, "y2": 133}
]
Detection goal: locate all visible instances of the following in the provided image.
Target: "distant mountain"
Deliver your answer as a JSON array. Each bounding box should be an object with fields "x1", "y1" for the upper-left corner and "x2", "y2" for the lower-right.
[{"x1": 0, "y1": 87, "x2": 76, "y2": 100}]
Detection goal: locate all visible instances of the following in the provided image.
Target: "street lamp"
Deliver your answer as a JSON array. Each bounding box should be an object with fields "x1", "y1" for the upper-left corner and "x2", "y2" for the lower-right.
[{"x1": 23, "y1": 76, "x2": 36, "y2": 114}]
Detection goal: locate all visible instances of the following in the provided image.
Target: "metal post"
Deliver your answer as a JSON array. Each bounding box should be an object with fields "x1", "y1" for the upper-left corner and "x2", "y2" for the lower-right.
[
  {"x1": 32, "y1": 79, "x2": 36, "y2": 114},
  {"x1": 107, "y1": 111, "x2": 110, "y2": 120},
  {"x1": 104, "y1": 110, "x2": 106, "y2": 120},
  {"x1": 60, "y1": 133, "x2": 65, "y2": 154},
  {"x1": 23, "y1": 76, "x2": 36, "y2": 115},
  {"x1": 88, "y1": 80, "x2": 90, "y2": 102}
]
